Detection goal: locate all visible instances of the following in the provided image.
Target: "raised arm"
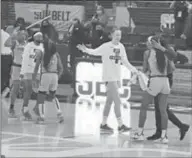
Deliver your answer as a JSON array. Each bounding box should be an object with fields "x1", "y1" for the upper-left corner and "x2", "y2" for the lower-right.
[
  {"x1": 151, "y1": 40, "x2": 177, "y2": 60},
  {"x1": 120, "y1": 44, "x2": 138, "y2": 73},
  {"x1": 77, "y1": 44, "x2": 104, "y2": 56},
  {"x1": 170, "y1": 1, "x2": 176, "y2": 9},
  {"x1": 164, "y1": 46, "x2": 177, "y2": 60},
  {"x1": 4, "y1": 27, "x2": 20, "y2": 47}
]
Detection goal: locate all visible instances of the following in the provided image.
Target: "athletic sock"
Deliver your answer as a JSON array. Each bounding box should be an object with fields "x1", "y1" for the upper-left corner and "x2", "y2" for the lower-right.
[
  {"x1": 23, "y1": 107, "x2": 29, "y2": 113},
  {"x1": 39, "y1": 104, "x2": 45, "y2": 118},
  {"x1": 161, "y1": 130, "x2": 167, "y2": 138},
  {"x1": 102, "y1": 116, "x2": 108, "y2": 125},
  {"x1": 53, "y1": 97, "x2": 61, "y2": 113},
  {"x1": 117, "y1": 117, "x2": 123, "y2": 127},
  {"x1": 138, "y1": 127, "x2": 144, "y2": 135},
  {"x1": 10, "y1": 104, "x2": 14, "y2": 110}
]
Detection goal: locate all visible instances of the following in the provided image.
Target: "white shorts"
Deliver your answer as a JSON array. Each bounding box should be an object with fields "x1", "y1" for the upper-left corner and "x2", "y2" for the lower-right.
[
  {"x1": 11, "y1": 66, "x2": 21, "y2": 81},
  {"x1": 147, "y1": 77, "x2": 171, "y2": 96},
  {"x1": 38, "y1": 73, "x2": 58, "y2": 92}
]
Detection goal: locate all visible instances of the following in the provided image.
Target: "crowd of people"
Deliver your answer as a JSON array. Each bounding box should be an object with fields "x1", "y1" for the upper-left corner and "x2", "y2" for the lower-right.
[
  {"x1": 171, "y1": 0, "x2": 192, "y2": 49},
  {"x1": 1, "y1": 3, "x2": 191, "y2": 158},
  {"x1": 1, "y1": 17, "x2": 65, "y2": 124}
]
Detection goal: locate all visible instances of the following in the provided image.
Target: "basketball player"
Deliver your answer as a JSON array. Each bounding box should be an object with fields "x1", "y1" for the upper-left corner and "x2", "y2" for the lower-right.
[
  {"x1": 77, "y1": 27, "x2": 138, "y2": 133},
  {"x1": 145, "y1": 36, "x2": 190, "y2": 141},
  {"x1": 20, "y1": 32, "x2": 44, "y2": 120},
  {"x1": 7, "y1": 31, "x2": 27, "y2": 117},
  {"x1": 33, "y1": 40, "x2": 64, "y2": 124},
  {"x1": 132, "y1": 36, "x2": 177, "y2": 143}
]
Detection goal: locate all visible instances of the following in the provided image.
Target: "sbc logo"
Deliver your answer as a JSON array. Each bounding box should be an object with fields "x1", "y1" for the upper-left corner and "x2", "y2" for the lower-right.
[{"x1": 75, "y1": 80, "x2": 131, "y2": 101}]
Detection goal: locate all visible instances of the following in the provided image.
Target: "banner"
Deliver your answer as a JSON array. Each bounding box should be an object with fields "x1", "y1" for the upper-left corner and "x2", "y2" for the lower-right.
[
  {"x1": 75, "y1": 61, "x2": 132, "y2": 102},
  {"x1": 14, "y1": 3, "x2": 85, "y2": 32}
]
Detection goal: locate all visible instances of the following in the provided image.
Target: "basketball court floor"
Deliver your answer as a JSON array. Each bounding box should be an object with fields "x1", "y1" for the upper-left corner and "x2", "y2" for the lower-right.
[{"x1": 1, "y1": 96, "x2": 192, "y2": 158}]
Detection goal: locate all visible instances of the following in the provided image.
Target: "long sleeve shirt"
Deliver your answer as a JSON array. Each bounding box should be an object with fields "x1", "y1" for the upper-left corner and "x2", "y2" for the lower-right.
[
  {"x1": 20, "y1": 42, "x2": 44, "y2": 75},
  {"x1": 84, "y1": 41, "x2": 135, "y2": 82},
  {"x1": 1, "y1": 29, "x2": 12, "y2": 55}
]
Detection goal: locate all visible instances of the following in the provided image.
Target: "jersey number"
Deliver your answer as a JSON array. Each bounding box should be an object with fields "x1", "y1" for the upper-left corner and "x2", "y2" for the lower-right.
[{"x1": 109, "y1": 48, "x2": 121, "y2": 64}]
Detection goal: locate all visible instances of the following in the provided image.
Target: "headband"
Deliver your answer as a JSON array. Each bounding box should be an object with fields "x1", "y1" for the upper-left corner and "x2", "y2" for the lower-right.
[
  {"x1": 147, "y1": 36, "x2": 153, "y2": 44},
  {"x1": 33, "y1": 32, "x2": 42, "y2": 37}
]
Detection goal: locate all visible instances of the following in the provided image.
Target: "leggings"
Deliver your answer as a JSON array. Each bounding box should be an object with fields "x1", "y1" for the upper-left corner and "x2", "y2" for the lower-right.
[
  {"x1": 103, "y1": 81, "x2": 121, "y2": 119},
  {"x1": 10, "y1": 80, "x2": 21, "y2": 105},
  {"x1": 22, "y1": 79, "x2": 33, "y2": 107}
]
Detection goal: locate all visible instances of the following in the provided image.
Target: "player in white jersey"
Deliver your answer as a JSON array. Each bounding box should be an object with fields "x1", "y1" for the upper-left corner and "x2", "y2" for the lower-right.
[
  {"x1": 77, "y1": 27, "x2": 138, "y2": 133},
  {"x1": 20, "y1": 32, "x2": 44, "y2": 120}
]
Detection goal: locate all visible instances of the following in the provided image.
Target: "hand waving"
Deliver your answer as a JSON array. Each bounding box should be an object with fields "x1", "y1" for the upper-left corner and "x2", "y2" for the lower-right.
[{"x1": 76, "y1": 44, "x2": 87, "y2": 53}]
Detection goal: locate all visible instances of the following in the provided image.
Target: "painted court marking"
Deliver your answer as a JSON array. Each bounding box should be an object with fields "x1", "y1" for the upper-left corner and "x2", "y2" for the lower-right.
[
  {"x1": 1, "y1": 131, "x2": 191, "y2": 157},
  {"x1": 2, "y1": 136, "x2": 25, "y2": 143},
  {"x1": 2, "y1": 131, "x2": 94, "y2": 144}
]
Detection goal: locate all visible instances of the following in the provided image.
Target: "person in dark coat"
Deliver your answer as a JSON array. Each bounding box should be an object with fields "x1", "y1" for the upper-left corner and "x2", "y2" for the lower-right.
[
  {"x1": 68, "y1": 18, "x2": 87, "y2": 96},
  {"x1": 91, "y1": 24, "x2": 111, "y2": 49},
  {"x1": 68, "y1": 18, "x2": 87, "y2": 68}
]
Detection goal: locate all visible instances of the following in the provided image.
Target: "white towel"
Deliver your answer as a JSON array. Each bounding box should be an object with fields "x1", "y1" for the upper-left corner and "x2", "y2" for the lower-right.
[
  {"x1": 127, "y1": 73, "x2": 138, "y2": 86},
  {"x1": 138, "y1": 71, "x2": 149, "y2": 91}
]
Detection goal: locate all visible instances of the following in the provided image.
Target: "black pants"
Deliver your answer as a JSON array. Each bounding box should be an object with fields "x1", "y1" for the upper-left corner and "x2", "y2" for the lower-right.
[
  {"x1": 154, "y1": 73, "x2": 183, "y2": 133},
  {"x1": 1, "y1": 54, "x2": 12, "y2": 93},
  {"x1": 69, "y1": 44, "x2": 84, "y2": 94},
  {"x1": 174, "y1": 21, "x2": 185, "y2": 38}
]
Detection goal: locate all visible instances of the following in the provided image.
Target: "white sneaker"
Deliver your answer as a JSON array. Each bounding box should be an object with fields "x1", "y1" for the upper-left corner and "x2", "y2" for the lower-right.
[
  {"x1": 132, "y1": 132, "x2": 145, "y2": 141},
  {"x1": 154, "y1": 136, "x2": 169, "y2": 144}
]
